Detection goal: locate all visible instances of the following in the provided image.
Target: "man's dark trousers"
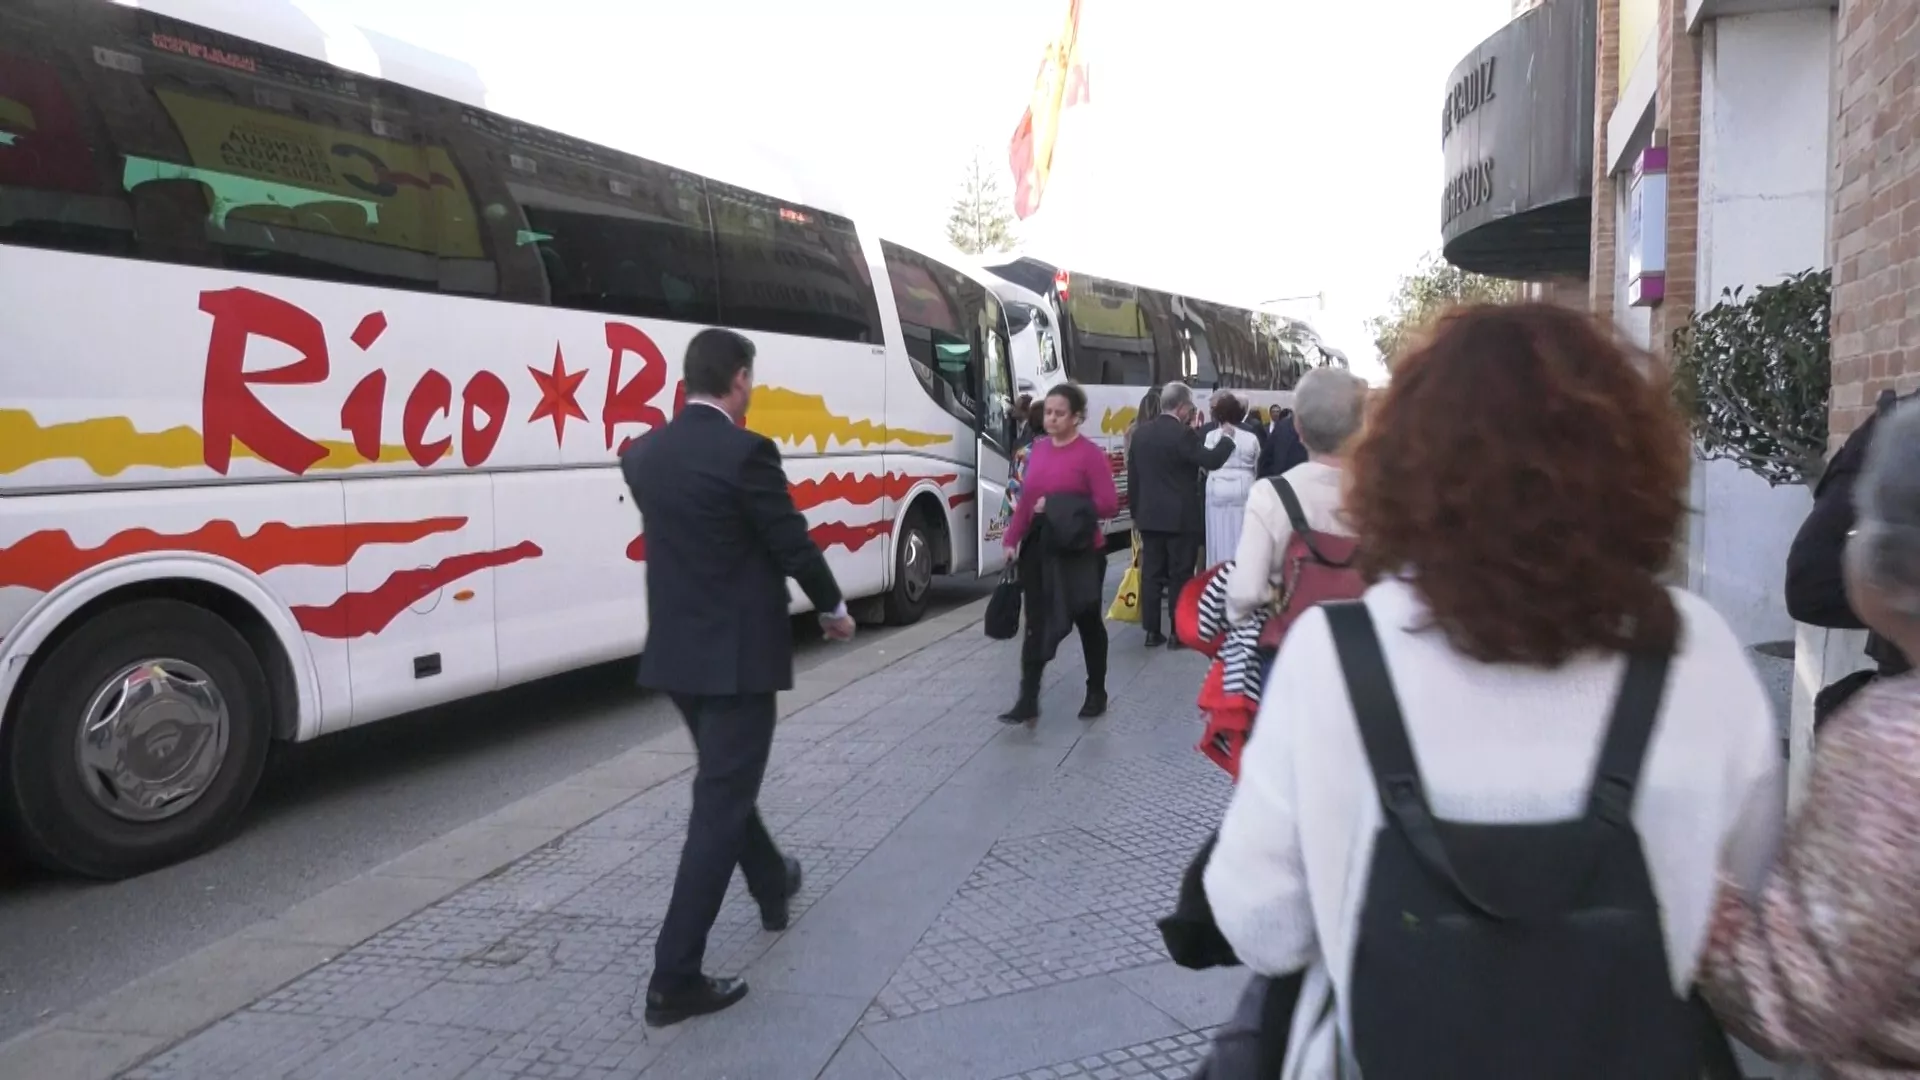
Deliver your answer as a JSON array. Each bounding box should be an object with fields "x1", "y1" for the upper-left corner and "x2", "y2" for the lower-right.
[
  {"x1": 1139, "y1": 529, "x2": 1200, "y2": 637},
  {"x1": 650, "y1": 691, "x2": 787, "y2": 993}
]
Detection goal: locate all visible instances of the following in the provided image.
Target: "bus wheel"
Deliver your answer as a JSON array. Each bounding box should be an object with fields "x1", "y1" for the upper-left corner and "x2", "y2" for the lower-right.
[
  {"x1": 882, "y1": 515, "x2": 936, "y2": 625},
  {"x1": 2, "y1": 599, "x2": 272, "y2": 880}
]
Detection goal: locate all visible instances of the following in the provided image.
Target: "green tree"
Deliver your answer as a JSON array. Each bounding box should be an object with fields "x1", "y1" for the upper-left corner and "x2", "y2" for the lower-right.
[
  {"x1": 945, "y1": 151, "x2": 1016, "y2": 256},
  {"x1": 1671, "y1": 268, "x2": 1832, "y2": 486},
  {"x1": 1367, "y1": 254, "x2": 1518, "y2": 366}
]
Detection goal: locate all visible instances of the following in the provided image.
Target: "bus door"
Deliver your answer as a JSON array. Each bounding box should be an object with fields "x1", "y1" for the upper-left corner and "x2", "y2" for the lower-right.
[{"x1": 976, "y1": 296, "x2": 1019, "y2": 577}]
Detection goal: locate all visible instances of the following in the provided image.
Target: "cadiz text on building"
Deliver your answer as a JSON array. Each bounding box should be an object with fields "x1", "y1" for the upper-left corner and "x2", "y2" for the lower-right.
[
  {"x1": 1441, "y1": 57, "x2": 1497, "y2": 141},
  {"x1": 1442, "y1": 158, "x2": 1496, "y2": 226}
]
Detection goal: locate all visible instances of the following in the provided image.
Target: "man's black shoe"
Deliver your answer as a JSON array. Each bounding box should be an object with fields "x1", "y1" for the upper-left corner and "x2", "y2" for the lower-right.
[
  {"x1": 1168, "y1": 636, "x2": 1186, "y2": 651},
  {"x1": 643, "y1": 976, "x2": 749, "y2": 1027},
  {"x1": 998, "y1": 698, "x2": 1039, "y2": 724},
  {"x1": 1143, "y1": 632, "x2": 1168, "y2": 648},
  {"x1": 1078, "y1": 690, "x2": 1108, "y2": 719},
  {"x1": 759, "y1": 856, "x2": 803, "y2": 932}
]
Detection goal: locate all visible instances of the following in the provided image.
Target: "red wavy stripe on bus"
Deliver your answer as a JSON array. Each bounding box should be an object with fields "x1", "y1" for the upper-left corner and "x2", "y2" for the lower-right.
[
  {"x1": 789, "y1": 472, "x2": 959, "y2": 512},
  {"x1": 626, "y1": 534, "x2": 646, "y2": 562},
  {"x1": 948, "y1": 492, "x2": 976, "y2": 508},
  {"x1": 0, "y1": 518, "x2": 468, "y2": 593},
  {"x1": 808, "y1": 520, "x2": 893, "y2": 552},
  {"x1": 291, "y1": 541, "x2": 544, "y2": 639}
]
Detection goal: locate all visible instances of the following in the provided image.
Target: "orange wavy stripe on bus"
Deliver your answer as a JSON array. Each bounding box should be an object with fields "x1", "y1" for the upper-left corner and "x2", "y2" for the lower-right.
[
  {"x1": 290, "y1": 541, "x2": 544, "y2": 639},
  {"x1": 745, "y1": 387, "x2": 948, "y2": 450},
  {"x1": 0, "y1": 409, "x2": 437, "y2": 477},
  {"x1": 0, "y1": 518, "x2": 470, "y2": 593},
  {"x1": 789, "y1": 472, "x2": 959, "y2": 512}
]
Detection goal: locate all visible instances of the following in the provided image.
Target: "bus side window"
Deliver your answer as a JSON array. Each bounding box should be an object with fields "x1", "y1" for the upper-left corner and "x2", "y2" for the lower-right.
[
  {"x1": 709, "y1": 183, "x2": 883, "y2": 344},
  {"x1": 0, "y1": 4, "x2": 525, "y2": 298},
  {"x1": 515, "y1": 167, "x2": 721, "y2": 325},
  {"x1": 0, "y1": 32, "x2": 138, "y2": 259},
  {"x1": 977, "y1": 295, "x2": 1016, "y2": 452},
  {"x1": 883, "y1": 240, "x2": 981, "y2": 427}
]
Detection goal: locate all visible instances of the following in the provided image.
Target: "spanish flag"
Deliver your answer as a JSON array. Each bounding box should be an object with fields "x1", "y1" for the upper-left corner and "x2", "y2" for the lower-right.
[{"x1": 1008, "y1": 0, "x2": 1091, "y2": 220}]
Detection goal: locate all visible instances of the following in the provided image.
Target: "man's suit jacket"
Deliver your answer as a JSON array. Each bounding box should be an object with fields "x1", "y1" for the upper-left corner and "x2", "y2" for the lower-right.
[
  {"x1": 1126, "y1": 413, "x2": 1235, "y2": 535},
  {"x1": 1258, "y1": 415, "x2": 1309, "y2": 479},
  {"x1": 621, "y1": 404, "x2": 843, "y2": 696}
]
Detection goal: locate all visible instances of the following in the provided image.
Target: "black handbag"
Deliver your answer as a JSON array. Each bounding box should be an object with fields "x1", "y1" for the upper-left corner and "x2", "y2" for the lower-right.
[
  {"x1": 1167, "y1": 831, "x2": 1303, "y2": 1080},
  {"x1": 1190, "y1": 972, "x2": 1308, "y2": 1080},
  {"x1": 984, "y1": 564, "x2": 1021, "y2": 640},
  {"x1": 1158, "y1": 831, "x2": 1239, "y2": 970}
]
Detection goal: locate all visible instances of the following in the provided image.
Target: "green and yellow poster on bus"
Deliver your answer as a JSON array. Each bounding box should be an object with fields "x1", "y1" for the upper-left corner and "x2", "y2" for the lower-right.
[
  {"x1": 153, "y1": 88, "x2": 483, "y2": 258},
  {"x1": 1068, "y1": 275, "x2": 1145, "y2": 340}
]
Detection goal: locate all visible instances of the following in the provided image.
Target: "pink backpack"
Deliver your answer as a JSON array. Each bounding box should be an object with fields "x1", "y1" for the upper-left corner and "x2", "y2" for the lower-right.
[{"x1": 1256, "y1": 478, "x2": 1364, "y2": 654}]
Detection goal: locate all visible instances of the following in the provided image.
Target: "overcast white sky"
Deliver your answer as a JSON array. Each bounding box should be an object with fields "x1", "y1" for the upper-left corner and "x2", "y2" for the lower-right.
[{"x1": 318, "y1": 0, "x2": 1516, "y2": 380}]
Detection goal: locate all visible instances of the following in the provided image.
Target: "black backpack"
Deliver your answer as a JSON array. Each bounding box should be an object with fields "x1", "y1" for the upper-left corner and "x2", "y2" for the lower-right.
[{"x1": 1322, "y1": 601, "x2": 1742, "y2": 1080}]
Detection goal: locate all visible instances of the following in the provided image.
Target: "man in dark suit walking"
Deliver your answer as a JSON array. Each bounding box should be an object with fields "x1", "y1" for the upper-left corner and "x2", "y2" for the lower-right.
[
  {"x1": 1126, "y1": 380, "x2": 1234, "y2": 647},
  {"x1": 620, "y1": 327, "x2": 856, "y2": 1027}
]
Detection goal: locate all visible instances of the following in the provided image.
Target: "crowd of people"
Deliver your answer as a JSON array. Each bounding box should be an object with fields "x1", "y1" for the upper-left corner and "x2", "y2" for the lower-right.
[
  {"x1": 625, "y1": 306, "x2": 1920, "y2": 1079},
  {"x1": 998, "y1": 303, "x2": 1920, "y2": 1078}
]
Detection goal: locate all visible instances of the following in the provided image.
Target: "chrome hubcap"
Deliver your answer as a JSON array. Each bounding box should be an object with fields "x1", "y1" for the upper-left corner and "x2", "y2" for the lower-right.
[
  {"x1": 901, "y1": 530, "x2": 934, "y2": 604},
  {"x1": 75, "y1": 659, "x2": 229, "y2": 823}
]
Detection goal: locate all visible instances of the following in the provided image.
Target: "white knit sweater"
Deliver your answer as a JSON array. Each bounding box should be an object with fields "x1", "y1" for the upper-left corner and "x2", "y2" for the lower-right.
[{"x1": 1204, "y1": 579, "x2": 1784, "y2": 1073}]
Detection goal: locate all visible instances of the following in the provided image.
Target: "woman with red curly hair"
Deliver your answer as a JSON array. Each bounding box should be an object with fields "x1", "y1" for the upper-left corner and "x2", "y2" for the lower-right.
[{"x1": 1202, "y1": 304, "x2": 1782, "y2": 1078}]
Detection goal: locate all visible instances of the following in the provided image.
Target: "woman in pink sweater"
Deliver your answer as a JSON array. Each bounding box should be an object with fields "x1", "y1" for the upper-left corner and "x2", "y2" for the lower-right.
[{"x1": 1000, "y1": 383, "x2": 1120, "y2": 723}]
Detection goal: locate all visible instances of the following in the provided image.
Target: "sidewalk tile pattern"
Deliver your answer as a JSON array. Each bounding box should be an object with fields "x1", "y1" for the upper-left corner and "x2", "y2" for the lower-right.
[
  {"x1": 121, "y1": 569, "x2": 1253, "y2": 1080},
  {"x1": 994, "y1": 1030, "x2": 1215, "y2": 1080}
]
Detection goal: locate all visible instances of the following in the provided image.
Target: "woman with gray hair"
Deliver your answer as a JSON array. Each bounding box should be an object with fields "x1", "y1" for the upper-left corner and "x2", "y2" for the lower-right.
[
  {"x1": 1222, "y1": 368, "x2": 1369, "y2": 626},
  {"x1": 1699, "y1": 399, "x2": 1920, "y2": 1078}
]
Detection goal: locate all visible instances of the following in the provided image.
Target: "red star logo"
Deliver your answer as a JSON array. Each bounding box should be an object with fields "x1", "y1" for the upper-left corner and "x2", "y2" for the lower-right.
[{"x1": 528, "y1": 346, "x2": 588, "y2": 445}]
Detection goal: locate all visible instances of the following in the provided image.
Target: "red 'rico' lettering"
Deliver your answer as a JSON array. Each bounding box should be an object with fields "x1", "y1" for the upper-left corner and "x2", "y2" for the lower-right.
[
  {"x1": 199, "y1": 288, "x2": 330, "y2": 475},
  {"x1": 403, "y1": 370, "x2": 452, "y2": 468},
  {"x1": 461, "y1": 372, "x2": 509, "y2": 466},
  {"x1": 339, "y1": 370, "x2": 386, "y2": 462},
  {"x1": 602, "y1": 322, "x2": 667, "y2": 452}
]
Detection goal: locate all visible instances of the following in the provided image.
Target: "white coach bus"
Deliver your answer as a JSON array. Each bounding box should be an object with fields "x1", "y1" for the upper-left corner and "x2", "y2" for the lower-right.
[
  {"x1": 982, "y1": 256, "x2": 1341, "y2": 532},
  {"x1": 0, "y1": 0, "x2": 1022, "y2": 877}
]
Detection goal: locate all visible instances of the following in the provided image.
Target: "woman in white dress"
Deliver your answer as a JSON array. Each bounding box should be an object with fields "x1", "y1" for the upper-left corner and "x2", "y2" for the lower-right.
[{"x1": 1203, "y1": 392, "x2": 1262, "y2": 567}]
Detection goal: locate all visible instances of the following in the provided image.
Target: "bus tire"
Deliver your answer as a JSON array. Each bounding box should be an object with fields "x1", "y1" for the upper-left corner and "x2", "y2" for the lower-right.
[
  {"x1": 1, "y1": 599, "x2": 272, "y2": 880},
  {"x1": 882, "y1": 513, "x2": 936, "y2": 625}
]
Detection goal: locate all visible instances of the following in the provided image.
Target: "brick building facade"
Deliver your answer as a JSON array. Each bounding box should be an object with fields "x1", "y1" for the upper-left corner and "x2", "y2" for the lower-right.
[
  {"x1": 1648, "y1": 0, "x2": 1703, "y2": 361},
  {"x1": 1829, "y1": 0, "x2": 1920, "y2": 441},
  {"x1": 1589, "y1": 0, "x2": 1622, "y2": 314},
  {"x1": 1567, "y1": 0, "x2": 1920, "y2": 811},
  {"x1": 1581, "y1": 0, "x2": 1917, "y2": 442}
]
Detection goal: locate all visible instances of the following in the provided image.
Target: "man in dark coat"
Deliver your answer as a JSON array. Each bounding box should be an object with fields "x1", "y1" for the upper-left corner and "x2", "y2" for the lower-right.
[
  {"x1": 1127, "y1": 380, "x2": 1235, "y2": 646},
  {"x1": 1786, "y1": 389, "x2": 1913, "y2": 722},
  {"x1": 620, "y1": 328, "x2": 855, "y2": 1026},
  {"x1": 1259, "y1": 408, "x2": 1310, "y2": 478}
]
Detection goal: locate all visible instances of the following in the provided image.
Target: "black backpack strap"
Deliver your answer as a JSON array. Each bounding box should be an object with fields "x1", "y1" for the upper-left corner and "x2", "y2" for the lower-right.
[
  {"x1": 1582, "y1": 648, "x2": 1673, "y2": 828},
  {"x1": 1323, "y1": 602, "x2": 1511, "y2": 921},
  {"x1": 1271, "y1": 476, "x2": 1311, "y2": 533},
  {"x1": 1691, "y1": 990, "x2": 1744, "y2": 1080},
  {"x1": 1267, "y1": 477, "x2": 1355, "y2": 569}
]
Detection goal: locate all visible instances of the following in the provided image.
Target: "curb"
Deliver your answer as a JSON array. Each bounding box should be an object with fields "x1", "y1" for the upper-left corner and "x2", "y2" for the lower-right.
[{"x1": 0, "y1": 597, "x2": 993, "y2": 1080}]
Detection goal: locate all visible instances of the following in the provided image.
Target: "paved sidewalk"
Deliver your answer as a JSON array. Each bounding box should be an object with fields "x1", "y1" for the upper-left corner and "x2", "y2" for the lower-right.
[{"x1": 106, "y1": 581, "x2": 1244, "y2": 1079}]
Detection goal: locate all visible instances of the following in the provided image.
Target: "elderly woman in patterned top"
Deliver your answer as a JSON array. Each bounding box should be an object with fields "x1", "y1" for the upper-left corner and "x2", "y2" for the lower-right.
[{"x1": 1701, "y1": 399, "x2": 1920, "y2": 1079}]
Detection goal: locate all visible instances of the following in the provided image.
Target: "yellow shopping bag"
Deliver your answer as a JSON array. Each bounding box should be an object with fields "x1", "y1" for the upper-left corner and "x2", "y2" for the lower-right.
[{"x1": 1107, "y1": 532, "x2": 1143, "y2": 623}]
